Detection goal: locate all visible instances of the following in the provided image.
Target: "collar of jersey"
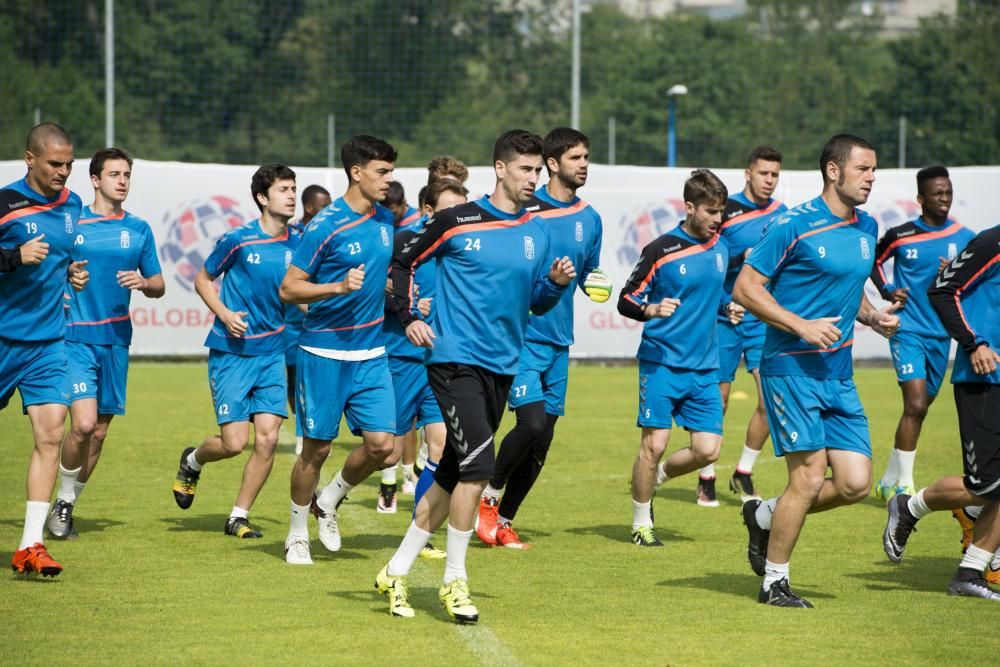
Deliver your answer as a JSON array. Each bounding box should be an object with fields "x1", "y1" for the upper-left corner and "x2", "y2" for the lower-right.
[
  {"x1": 17, "y1": 176, "x2": 63, "y2": 203},
  {"x1": 476, "y1": 195, "x2": 527, "y2": 221},
  {"x1": 536, "y1": 185, "x2": 580, "y2": 209},
  {"x1": 913, "y1": 215, "x2": 955, "y2": 233},
  {"x1": 732, "y1": 191, "x2": 772, "y2": 210},
  {"x1": 811, "y1": 195, "x2": 859, "y2": 224}
]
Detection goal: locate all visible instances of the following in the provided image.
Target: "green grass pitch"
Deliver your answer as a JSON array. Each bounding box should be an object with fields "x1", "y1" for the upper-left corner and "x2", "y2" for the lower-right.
[{"x1": 1, "y1": 362, "x2": 995, "y2": 665}]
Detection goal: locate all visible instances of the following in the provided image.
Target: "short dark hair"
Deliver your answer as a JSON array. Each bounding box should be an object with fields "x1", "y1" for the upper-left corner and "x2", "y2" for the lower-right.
[
  {"x1": 543, "y1": 127, "x2": 589, "y2": 170},
  {"x1": 384, "y1": 181, "x2": 406, "y2": 208},
  {"x1": 89, "y1": 147, "x2": 133, "y2": 178},
  {"x1": 916, "y1": 165, "x2": 950, "y2": 195},
  {"x1": 417, "y1": 185, "x2": 429, "y2": 209},
  {"x1": 819, "y1": 134, "x2": 875, "y2": 183},
  {"x1": 424, "y1": 179, "x2": 468, "y2": 210},
  {"x1": 26, "y1": 122, "x2": 72, "y2": 153},
  {"x1": 250, "y1": 163, "x2": 296, "y2": 211},
  {"x1": 341, "y1": 135, "x2": 397, "y2": 179},
  {"x1": 747, "y1": 145, "x2": 782, "y2": 166},
  {"x1": 301, "y1": 184, "x2": 329, "y2": 207},
  {"x1": 683, "y1": 169, "x2": 728, "y2": 208},
  {"x1": 493, "y1": 129, "x2": 543, "y2": 164},
  {"x1": 427, "y1": 156, "x2": 469, "y2": 184}
]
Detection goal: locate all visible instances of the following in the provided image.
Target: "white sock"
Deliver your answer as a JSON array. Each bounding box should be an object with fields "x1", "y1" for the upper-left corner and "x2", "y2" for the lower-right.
[
  {"x1": 483, "y1": 484, "x2": 502, "y2": 500},
  {"x1": 73, "y1": 481, "x2": 87, "y2": 504},
  {"x1": 906, "y1": 488, "x2": 932, "y2": 520},
  {"x1": 417, "y1": 442, "x2": 429, "y2": 469},
  {"x1": 632, "y1": 499, "x2": 652, "y2": 527},
  {"x1": 295, "y1": 435, "x2": 303, "y2": 455},
  {"x1": 966, "y1": 505, "x2": 983, "y2": 520},
  {"x1": 655, "y1": 462, "x2": 671, "y2": 486},
  {"x1": 186, "y1": 450, "x2": 203, "y2": 472},
  {"x1": 991, "y1": 548, "x2": 1000, "y2": 572},
  {"x1": 317, "y1": 470, "x2": 353, "y2": 510},
  {"x1": 896, "y1": 450, "x2": 916, "y2": 486},
  {"x1": 230, "y1": 506, "x2": 249, "y2": 520},
  {"x1": 960, "y1": 544, "x2": 993, "y2": 573},
  {"x1": 19, "y1": 501, "x2": 49, "y2": 550},
  {"x1": 387, "y1": 522, "x2": 432, "y2": 576},
  {"x1": 57, "y1": 464, "x2": 81, "y2": 503},
  {"x1": 443, "y1": 524, "x2": 473, "y2": 585},
  {"x1": 402, "y1": 463, "x2": 414, "y2": 481},
  {"x1": 880, "y1": 448, "x2": 899, "y2": 485},
  {"x1": 736, "y1": 445, "x2": 760, "y2": 474},
  {"x1": 762, "y1": 559, "x2": 789, "y2": 592},
  {"x1": 381, "y1": 464, "x2": 397, "y2": 485},
  {"x1": 699, "y1": 463, "x2": 716, "y2": 479},
  {"x1": 756, "y1": 497, "x2": 778, "y2": 530},
  {"x1": 288, "y1": 501, "x2": 310, "y2": 540}
]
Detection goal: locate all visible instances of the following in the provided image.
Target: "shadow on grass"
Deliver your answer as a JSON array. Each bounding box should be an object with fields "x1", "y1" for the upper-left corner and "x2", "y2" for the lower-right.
[
  {"x1": 658, "y1": 572, "x2": 836, "y2": 601},
  {"x1": 72, "y1": 516, "x2": 127, "y2": 535},
  {"x1": 846, "y1": 556, "x2": 959, "y2": 593},
  {"x1": 565, "y1": 523, "x2": 695, "y2": 544},
  {"x1": 8, "y1": 572, "x2": 62, "y2": 585},
  {"x1": 159, "y1": 513, "x2": 234, "y2": 533}
]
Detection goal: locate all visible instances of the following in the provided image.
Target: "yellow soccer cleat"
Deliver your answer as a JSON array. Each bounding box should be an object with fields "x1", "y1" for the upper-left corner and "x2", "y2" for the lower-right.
[
  {"x1": 375, "y1": 566, "x2": 415, "y2": 618},
  {"x1": 439, "y1": 578, "x2": 479, "y2": 624}
]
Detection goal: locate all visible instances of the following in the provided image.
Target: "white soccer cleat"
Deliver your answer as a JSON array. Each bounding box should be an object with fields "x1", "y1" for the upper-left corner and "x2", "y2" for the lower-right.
[
  {"x1": 316, "y1": 501, "x2": 342, "y2": 552},
  {"x1": 284, "y1": 537, "x2": 313, "y2": 565}
]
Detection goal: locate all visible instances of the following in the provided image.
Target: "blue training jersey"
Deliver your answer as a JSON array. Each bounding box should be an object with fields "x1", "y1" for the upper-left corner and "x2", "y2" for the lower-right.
[
  {"x1": 283, "y1": 219, "x2": 307, "y2": 346},
  {"x1": 523, "y1": 186, "x2": 603, "y2": 348},
  {"x1": 66, "y1": 205, "x2": 162, "y2": 346},
  {"x1": 389, "y1": 196, "x2": 567, "y2": 376},
  {"x1": 291, "y1": 196, "x2": 394, "y2": 352},
  {"x1": 870, "y1": 217, "x2": 975, "y2": 338},
  {"x1": 718, "y1": 192, "x2": 786, "y2": 335},
  {"x1": 396, "y1": 206, "x2": 421, "y2": 228},
  {"x1": 618, "y1": 225, "x2": 730, "y2": 370},
  {"x1": 746, "y1": 195, "x2": 879, "y2": 380},
  {"x1": 203, "y1": 218, "x2": 298, "y2": 355},
  {"x1": 385, "y1": 215, "x2": 437, "y2": 361},
  {"x1": 0, "y1": 178, "x2": 82, "y2": 342},
  {"x1": 929, "y1": 224, "x2": 1000, "y2": 385}
]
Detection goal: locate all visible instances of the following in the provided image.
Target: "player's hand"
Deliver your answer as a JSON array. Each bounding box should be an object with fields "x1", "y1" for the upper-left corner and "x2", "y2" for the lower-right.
[
  {"x1": 584, "y1": 268, "x2": 613, "y2": 303},
  {"x1": 384, "y1": 277, "x2": 392, "y2": 295},
  {"x1": 117, "y1": 270, "x2": 149, "y2": 291},
  {"x1": 417, "y1": 297, "x2": 432, "y2": 318},
  {"x1": 797, "y1": 316, "x2": 842, "y2": 349},
  {"x1": 938, "y1": 257, "x2": 950, "y2": 272},
  {"x1": 221, "y1": 309, "x2": 249, "y2": 337},
  {"x1": 889, "y1": 287, "x2": 909, "y2": 307},
  {"x1": 20, "y1": 234, "x2": 48, "y2": 265},
  {"x1": 68, "y1": 260, "x2": 89, "y2": 292},
  {"x1": 339, "y1": 264, "x2": 365, "y2": 294},
  {"x1": 970, "y1": 344, "x2": 999, "y2": 375},
  {"x1": 645, "y1": 297, "x2": 681, "y2": 318},
  {"x1": 726, "y1": 302, "x2": 745, "y2": 325},
  {"x1": 405, "y1": 320, "x2": 436, "y2": 348},
  {"x1": 548, "y1": 257, "x2": 576, "y2": 286},
  {"x1": 870, "y1": 301, "x2": 902, "y2": 339}
]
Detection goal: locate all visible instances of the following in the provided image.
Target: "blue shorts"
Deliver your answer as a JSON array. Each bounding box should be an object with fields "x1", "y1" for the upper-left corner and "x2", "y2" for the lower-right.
[
  {"x1": 283, "y1": 325, "x2": 302, "y2": 367},
  {"x1": 509, "y1": 341, "x2": 569, "y2": 416},
  {"x1": 0, "y1": 339, "x2": 71, "y2": 414},
  {"x1": 389, "y1": 354, "x2": 442, "y2": 435},
  {"x1": 761, "y1": 375, "x2": 871, "y2": 458},
  {"x1": 889, "y1": 332, "x2": 950, "y2": 398},
  {"x1": 718, "y1": 321, "x2": 765, "y2": 383},
  {"x1": 296, "y1": 350, "x2": 396, "y2": 441},
  {"x1": 67, "y1": 341, "x2": 129, "y2": 415},
  {"x1": 208, "y1": 349, "x2": 288, "y2": 425},
  {"x1": 637, "y1": 362, "x2": 723, "y2": 434}
]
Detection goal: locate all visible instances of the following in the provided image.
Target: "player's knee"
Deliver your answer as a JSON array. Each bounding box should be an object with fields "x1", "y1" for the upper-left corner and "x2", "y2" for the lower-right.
[
  {"x1": 301, "y1": 440, "x2": 331, "y2": 466},
  {"x1": 365, "y1": 433, "x2": 395, "y2": 460},
  {"x1": 71, "y1": 417, "x2": 98, "y2": 440},
  {"x1": 691, "y1": 437, "x2": 722, "y2": 465},
  {"x1": 92, "y1": 423, "x2": 110, "y2": 445},
  {"x1": 519, "y1": 411, "x2": 548, "y2": 439},
  {"x1": 220, "y1": 435, "x2": 248, "y2": 457},
  {"x1": 837, "y1": 477, "x2": 870, "y2": 504},
  {"x1": 903, "y1": 396, "x2": 930, "y2": 420},
  {"x1": 34, "y1": 427, "x2": 64, "y2": 450}
]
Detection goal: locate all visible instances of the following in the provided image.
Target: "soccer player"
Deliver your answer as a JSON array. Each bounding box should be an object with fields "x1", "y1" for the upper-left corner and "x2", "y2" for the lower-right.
[
  {"x1": 619, "y1": 169, "x2": 743, "y2": 547},
  {"x1": 375, "y1": 129, "x2": 575, "y2": 623},
  {"x1": 47, "y1": 148, "x2": 165, "y2": 540},
  {"x1": 278, "y1": 135, "x2": 398, "y2": 565},
  {"x1": 734, "y1": 134, "x2": 901, "y2": 607},
  {"x1": 882, "y1": 223, "x2": 1000, "y2": 600},
  {"x1": 870, "y1": 166, "x2": 975, "y2": 499},
  {"x1": 285, "y1": 184, "x2": 331, "y2": 455},
  {"x1": 710, "y1": 146, "x2": 787, "y2": 505},
  {"x1": 2, "y1": 123, "x2": 88, "y2": 576},
  {"x1": 384, "y1": 181, "x2": 420, "y2": 227},
  {"x1": 171, "y1": 164, "x2": 298, "y2": 539},
  {"x1": 477, "y1": 127, "x2": 606, "y2": 549}
]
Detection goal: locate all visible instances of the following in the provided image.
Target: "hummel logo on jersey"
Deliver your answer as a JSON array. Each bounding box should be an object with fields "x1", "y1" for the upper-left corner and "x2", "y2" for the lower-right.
[
  {"x1": 456, "y1": 214, "x2": 481, "y2": 223},
  {"x1": 896, "y1": 229, "x2": 916, "y2": 239},
  {"x1": 663, "y1": 243, "x2": 681, "y2": 253},
  {"x1": 525, "y1": 205, "x2": 541, "y2": 213},
  {"x1": 523, "y1": 236, "x2": 535, "y2": 259},
  {"x1": 936, "y1": 250, "x2": 974, "y2": 287},
  {"x1": 808, "y1": 218, "x2": 830, "y2": 228},
  {"x1": 8, "y1": 200, "x2": 28, "y2": 210}
]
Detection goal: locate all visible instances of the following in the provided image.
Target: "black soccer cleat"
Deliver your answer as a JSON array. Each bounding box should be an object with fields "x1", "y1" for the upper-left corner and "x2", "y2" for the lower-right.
[
  {"x1": 742, "y1": 499, "x2": 769, "y2": 576},
  {"x1": 225, "y1": 516, "x2": 263, "y2": 539},
  {"x1": 729, "y1": 471, "x2": 759, "y2": 501},
  {"x1": 758, "y1": 578, "x2": 813, "y2": 608},
  {"x1": 172, "y1": 447, "x2": 201, "y2": 510},
  {"x1": 883, "y1": 494, "x2": 918, "y2": 563}
]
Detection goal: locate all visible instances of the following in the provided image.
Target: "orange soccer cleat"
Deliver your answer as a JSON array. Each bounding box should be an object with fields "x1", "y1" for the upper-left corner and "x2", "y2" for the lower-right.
[
  {"x1": 495, "y1": 525, "x2": 532, "y2": 550},
  {"x1": 476, "y1": 497, "x2": 499, "y2": 546},
  {"x1": 951, "y1": 508, "x2": 975, "y2": 554},
  {"x1": 11, "y1": 543, "x2": 63, "y2": 577}
]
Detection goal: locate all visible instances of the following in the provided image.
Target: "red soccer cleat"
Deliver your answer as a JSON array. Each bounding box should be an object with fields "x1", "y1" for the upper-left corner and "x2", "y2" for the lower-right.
[
  {"x1": 476, "y1": 497, "x2": 499, "y2": 546},
  {"x1": 495, "y1": 525, "x2": 532, "y2": 550},
  {"x1": 11, "y1": 543, "x2": 63, "y2": 577}
]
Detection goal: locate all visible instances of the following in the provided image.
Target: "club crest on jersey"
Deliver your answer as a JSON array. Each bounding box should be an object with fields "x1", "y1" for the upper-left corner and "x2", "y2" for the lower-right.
[
  {"x1": 120, "y1": 231, "x2": 130, "y2": 248},
  {"x1": 380, "y1": 226, "x2": 390, "y2": 246},
  {"x1": 860, "y1": 237, "x2": 871, "y2": 259},
  {"x1": 64, "y1": 212, "x2": 73, "y2": 233},
  {"x1": 523, "y1": 235, "x2": 535, "y2": 260},
  {"x1": 284, "y1": 250, "x2": 292, "y2": 268},
  {"x1": 575, "y1": 221, "x2": 583, "y2": 242},
  {"x1": 947, "y1": 242, "x2": 957, "y2": 259},
  {"x1": 716, "y1": 253, "x2": 724, "y2": 272}
]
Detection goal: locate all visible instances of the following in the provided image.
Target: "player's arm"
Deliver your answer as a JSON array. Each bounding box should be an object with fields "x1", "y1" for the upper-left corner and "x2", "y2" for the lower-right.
[
  {"x1": 530, "y1": 256, "x2": 574, "y2": 316},
  {"x1": 856, "y1": 292, "x2": 901, "y2": 338},
  {"x1": 194, "y1": 268, "x2": 247, "y2": 337},
  {"x1": 929, "y1": 229, "x2": 1000, "y2": 374},
  {"x1": 617, "y1": 241, "x2": 679, "y2": 321},
  {"x1": 3, "y1": 234, "x2": 49, "y2": 271},
  {"x1": 280, "y1": 264, "x2": 364, "y2": 304},
  {"x1": 0, "y1": 245, "x2": 22, "y2": 272},
  {"x1": 117, "y1": 271, "x2": 165, "y2": 298},
  {"x1": 390, "y1": 213, "x2": 454, "y2": 347},
  {"x1": 869, "y1": 230, "x2": 907, "y2": 304}
]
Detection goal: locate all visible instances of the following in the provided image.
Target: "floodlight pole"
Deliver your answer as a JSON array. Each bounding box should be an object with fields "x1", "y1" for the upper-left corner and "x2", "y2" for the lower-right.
[
  {"x1": 105, "y1": 0, "x2": 115, "y2": 146},
  {"x1": 666, "y1": 84, "x2": 687, "y2": 167},
  {"x1": 327, "y1": 114, "x2": 336, "y2": 168},
  {"x1": 571, "y1": 0, "x2": 581, "y2": 129}
]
